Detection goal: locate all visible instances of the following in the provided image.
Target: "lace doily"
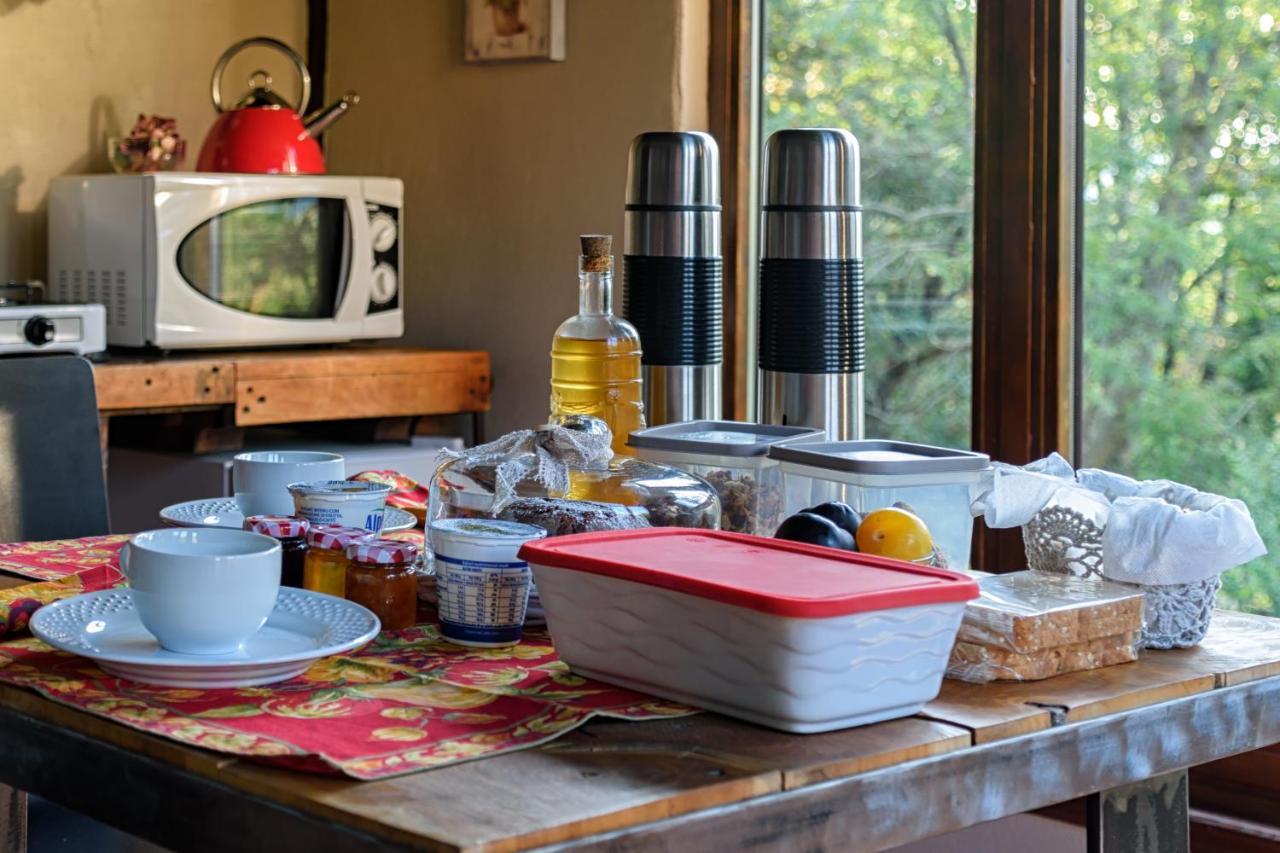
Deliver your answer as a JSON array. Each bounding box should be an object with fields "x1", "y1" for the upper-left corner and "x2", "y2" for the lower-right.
[
  {"x1": 1024, "y1": 505, "x2": 1105, "y2": 579},
  {"x1": 1024, "y1": 505, "x2": 1218, "y2": 648}
]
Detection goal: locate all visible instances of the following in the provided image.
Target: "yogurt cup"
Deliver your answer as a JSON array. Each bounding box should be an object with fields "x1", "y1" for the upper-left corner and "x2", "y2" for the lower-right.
[
  {"x1": 288, "y1": 480, "x2": 392, "y2": 533},
  {"x1": 429, "y1": 518, "x2": 547, "y2": 648}
]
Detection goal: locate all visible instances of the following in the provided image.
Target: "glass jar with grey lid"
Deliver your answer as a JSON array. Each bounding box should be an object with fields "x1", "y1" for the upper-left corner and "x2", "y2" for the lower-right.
[
  {"x1": 628, "y1": 420, "x2": 824, "y2": 536},
  {"x1": 770, "y1": 440, "x2": 991, "y2": 569}
]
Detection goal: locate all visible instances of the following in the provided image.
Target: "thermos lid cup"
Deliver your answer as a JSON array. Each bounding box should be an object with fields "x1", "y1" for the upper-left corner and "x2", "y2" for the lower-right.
[
  {"x1": 762, "y1": 128, "x2": 861, "y2": 210},
  {"x1": 626, "y1": 131, "x2": 721, "y2": 210}
]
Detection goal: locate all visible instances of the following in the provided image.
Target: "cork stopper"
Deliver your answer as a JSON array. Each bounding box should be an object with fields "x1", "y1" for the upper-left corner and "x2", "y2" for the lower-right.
[{"x1": 579, "y1": 234, "x2": 612, "y2": 272}]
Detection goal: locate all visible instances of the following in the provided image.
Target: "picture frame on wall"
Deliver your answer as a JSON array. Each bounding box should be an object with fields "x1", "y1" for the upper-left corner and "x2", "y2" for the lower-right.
[{"x1": 464, "y1": 0, "x2": 566, "y2": 63}]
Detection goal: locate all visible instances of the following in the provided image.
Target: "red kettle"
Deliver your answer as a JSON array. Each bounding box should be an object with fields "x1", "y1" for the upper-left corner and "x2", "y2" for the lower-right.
[{"x1": 196, "y1": 37, "x2": 358, "y2": 175}]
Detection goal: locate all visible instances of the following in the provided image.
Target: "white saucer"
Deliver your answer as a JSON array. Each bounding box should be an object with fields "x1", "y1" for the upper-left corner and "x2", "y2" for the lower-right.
[
  {"x1": 159, "y1": 497, "x2": 418, "y2": 533},
  {"x1": 30, "y1": 588, "x2": 381, "y2": 688}
]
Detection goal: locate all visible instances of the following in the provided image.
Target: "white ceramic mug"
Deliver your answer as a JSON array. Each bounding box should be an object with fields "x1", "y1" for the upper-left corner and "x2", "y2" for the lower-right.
[
  {"x1": 234, "y1": 451, "x2": 345, "y2": 517},
  {"x1": 121, "y1": 528, "x2": 282, "y2": 655}
]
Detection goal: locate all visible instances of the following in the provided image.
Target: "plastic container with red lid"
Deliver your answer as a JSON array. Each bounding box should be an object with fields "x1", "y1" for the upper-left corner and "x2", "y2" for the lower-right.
[{"x1": 520, "y1": 529, "x2": 978, "y2": 733}]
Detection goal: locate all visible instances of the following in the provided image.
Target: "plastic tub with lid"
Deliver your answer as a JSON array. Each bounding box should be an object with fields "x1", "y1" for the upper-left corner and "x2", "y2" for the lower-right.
[
  {"x1": 520, "y1": 528, "x2": 978, "y2": 733},
  {"x1": 627, "y1": 421, "x2": 825, "y2": 535},
  {"x1": 770, "y1": 440, "x2": 991, "y2": 569}
]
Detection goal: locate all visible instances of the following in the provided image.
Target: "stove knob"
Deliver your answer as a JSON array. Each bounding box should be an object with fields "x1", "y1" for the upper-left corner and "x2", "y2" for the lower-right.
[{"x1": 23, "y1": 316, "x2": 54, "y2": 346}]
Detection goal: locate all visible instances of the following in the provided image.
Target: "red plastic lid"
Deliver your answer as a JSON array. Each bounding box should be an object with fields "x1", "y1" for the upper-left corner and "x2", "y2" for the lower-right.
[
  {"x1": 518, "y1": 529, "x2": 979, "y2": 619},
  {"x1": 243, "y1": 515, "x2": 310, "y2": 539},
  {"x1": 307, "y1": 524, "x2": 373, "y2": 551},
  {"x1": 347, "y1": 538, "x2": 419, "y2": 565}
]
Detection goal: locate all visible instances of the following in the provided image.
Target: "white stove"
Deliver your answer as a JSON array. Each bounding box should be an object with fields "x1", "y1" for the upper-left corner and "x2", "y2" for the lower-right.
[{"x1": 0, "y1": 303, "x2": 106, "y2": 356}]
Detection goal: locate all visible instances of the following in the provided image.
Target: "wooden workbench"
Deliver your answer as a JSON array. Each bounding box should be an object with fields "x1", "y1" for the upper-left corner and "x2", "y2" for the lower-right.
[
  {"x1": 0, "y1": 608, "x2": 1275, "y2": 852},
  {"x1": 92, "y1": 346, "x2": 492, "y2": 437}
]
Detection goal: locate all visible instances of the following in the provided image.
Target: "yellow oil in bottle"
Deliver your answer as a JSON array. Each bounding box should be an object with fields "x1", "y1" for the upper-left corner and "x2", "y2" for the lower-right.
[
  {"x1": 549, "y1": 234, "x2": 646, "y2": 459},
  {"x1": 549, "y1": 335, "x2": 645, "y2": 457}
]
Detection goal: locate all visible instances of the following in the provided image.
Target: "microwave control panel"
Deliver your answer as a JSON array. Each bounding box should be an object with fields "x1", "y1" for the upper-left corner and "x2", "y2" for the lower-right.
[{"x1": 366, "y1": 203, "x2": 401, "y2": 314}]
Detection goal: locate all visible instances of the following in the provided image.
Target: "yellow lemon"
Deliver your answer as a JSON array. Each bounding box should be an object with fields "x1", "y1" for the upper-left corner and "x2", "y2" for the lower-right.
[{"x1": 855, "y1": 507, "x2": 934, "y2": 561}]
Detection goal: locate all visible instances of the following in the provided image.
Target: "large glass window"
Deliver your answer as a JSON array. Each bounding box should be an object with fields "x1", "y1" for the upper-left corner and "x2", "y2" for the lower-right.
[
  {"x1": 178, "y1": 197, "x2": 350, "y2": 319},
  {"x1": 763, "y1": 0, "x2": 976, "y2": 448},
  {"x1": 1081, "y1": 1, "x2": 1280, "y2": 614}
]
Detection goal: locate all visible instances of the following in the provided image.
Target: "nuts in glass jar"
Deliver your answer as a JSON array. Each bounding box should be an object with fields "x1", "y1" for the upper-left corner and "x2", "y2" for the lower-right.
[{"x1": 703, "y1": 470, "x2": 783, "y2": 535}]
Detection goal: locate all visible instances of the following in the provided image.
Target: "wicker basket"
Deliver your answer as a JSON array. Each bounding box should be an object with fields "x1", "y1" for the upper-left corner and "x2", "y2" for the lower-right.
[{"x1": 1023, "y1": 504, "x2": 1219, "y2": 649}]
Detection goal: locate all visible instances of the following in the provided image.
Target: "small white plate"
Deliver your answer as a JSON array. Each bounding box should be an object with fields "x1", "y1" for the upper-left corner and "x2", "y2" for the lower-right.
[
  {"x1": 30, "y1": 588, "x2": 381, "y2": 688},
  {"x1": 159, "y1": 497, "x2": 418, "y2": 533}
]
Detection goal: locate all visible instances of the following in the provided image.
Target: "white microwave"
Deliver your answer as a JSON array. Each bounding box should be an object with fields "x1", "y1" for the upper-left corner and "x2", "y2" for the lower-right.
[{"x1": 47, "y1": 173, "x2": 403, "y2": 349}]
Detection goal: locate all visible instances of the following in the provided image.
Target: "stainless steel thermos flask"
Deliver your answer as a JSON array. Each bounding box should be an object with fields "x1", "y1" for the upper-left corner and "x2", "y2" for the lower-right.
[
  {"x1": 622, "y1": 131, "x2": 723, "y2": 425},
  {"x1": 756, "y1": 128, "x2": 865, "y2": 440}
]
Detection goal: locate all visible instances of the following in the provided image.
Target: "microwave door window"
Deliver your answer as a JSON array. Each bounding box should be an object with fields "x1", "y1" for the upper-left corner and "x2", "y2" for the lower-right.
[{"x1": 177, "y1": 198, "x2": 352, "y2": 319}]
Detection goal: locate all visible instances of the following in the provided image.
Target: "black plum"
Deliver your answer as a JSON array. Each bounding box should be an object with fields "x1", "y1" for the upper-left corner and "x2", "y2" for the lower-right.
[
  {"x1": 774, "y1": 512, "x2": 856, "y2": 551},
  {"x1": 802, "y1": 502, "x2": 863, "y2": 539}
]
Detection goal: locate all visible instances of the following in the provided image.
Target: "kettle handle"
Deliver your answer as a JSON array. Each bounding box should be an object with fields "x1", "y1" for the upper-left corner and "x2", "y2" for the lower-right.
[{"x1": 210, "y1": 36, "x2": 311, "y2": 117}]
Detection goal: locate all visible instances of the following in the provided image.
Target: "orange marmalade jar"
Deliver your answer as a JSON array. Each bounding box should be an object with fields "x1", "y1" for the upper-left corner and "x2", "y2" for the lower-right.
[
  {"x1": 345, "y1": 539, "x2": 419, "y2": 630},
  {"x1": 303, "y1": 525, "x2": 372, "y2": 598}
]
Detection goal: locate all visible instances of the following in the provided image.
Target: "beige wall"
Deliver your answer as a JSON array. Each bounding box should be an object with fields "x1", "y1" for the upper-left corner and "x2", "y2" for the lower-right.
[
  {"x1": 0, "y1": 0, "x2": 307, "y2": 281},
  {"x1": 327, "y1": 0, "x2": 709, "y2": 438}
]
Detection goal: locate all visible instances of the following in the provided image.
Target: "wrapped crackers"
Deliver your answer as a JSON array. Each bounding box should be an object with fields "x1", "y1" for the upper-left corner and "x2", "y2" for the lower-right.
[{"x1": 946, "y1": 572, "x2": 1145, "y2": 682}]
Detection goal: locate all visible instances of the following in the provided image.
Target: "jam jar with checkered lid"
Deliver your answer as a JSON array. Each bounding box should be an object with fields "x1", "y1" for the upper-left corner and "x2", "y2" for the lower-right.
[
  {"x1": 303, "y1": 524, "x2": 372, "y2": 597},
  {"x1": 244, "y1": 515, "x2": 310, "y2": 588},
  {"x1": 346, "y1": 539, "x2": 419, "y2": 630}
]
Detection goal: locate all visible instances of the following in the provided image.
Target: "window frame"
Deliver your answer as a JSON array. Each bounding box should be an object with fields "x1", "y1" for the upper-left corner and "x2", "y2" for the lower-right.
[{"x1": 709, "y1": 0, "x2": 1078, "y2": 568}]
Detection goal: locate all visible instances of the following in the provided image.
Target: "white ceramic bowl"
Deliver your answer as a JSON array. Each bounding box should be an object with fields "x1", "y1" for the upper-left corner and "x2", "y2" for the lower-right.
[{"x1": 121, "y1": 528, "x2": 281, "y2": 655}]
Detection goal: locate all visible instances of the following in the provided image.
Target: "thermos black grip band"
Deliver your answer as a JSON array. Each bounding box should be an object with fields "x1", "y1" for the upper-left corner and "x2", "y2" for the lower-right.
[
  {"x1": 622, "y1": 256, "x2": 724, "y2": 366},
  {"x1": 758, "y1": 258, "x2": 865, "y2": 373}
]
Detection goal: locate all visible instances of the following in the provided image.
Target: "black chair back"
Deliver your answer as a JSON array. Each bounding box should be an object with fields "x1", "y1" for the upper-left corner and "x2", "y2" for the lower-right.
[{"x1": 0, "y1": 355, "x2": 109, "y2": 541}]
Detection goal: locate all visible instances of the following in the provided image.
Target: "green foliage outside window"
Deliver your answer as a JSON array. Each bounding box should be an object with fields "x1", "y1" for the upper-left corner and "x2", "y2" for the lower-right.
[{"x1": 766, "y1": 0, "x2": 1280, "y2": 613}]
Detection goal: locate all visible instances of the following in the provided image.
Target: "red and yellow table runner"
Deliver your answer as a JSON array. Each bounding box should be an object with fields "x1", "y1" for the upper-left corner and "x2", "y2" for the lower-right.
[{"x1": 0, "y1": 536, "x2": 693, "y2": 780}]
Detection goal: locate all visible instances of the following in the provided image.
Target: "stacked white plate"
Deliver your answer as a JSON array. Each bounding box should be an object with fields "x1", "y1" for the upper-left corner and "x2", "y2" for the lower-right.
[
  {"x1": 159, "y1": 497, "x2": 418, "y2": 533},
  {"x1": 30, "y1": 588, "x2": 381, "y2": 688}
]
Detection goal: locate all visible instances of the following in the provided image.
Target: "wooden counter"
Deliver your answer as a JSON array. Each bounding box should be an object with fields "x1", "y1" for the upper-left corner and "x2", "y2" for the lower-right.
[{"x1": 92, "y1": 347, "x2": 491, "y2": 427}]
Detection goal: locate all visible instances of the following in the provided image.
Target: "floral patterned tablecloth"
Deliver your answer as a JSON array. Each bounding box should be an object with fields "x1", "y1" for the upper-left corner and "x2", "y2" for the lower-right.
[{"x1": 0, "y1": 536, "x2": 694, "y2": 780}]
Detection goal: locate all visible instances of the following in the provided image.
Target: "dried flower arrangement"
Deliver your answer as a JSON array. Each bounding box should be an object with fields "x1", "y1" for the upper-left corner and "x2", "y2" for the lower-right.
[{"x1": 108, "y1": 114, "x2": 186, "y2": 174}]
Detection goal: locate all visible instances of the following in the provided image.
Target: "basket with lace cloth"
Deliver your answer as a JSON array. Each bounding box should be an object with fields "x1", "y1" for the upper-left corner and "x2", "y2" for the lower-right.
[{"x1": 975, "y1": 454, "x2": 1266, "y2": 649}]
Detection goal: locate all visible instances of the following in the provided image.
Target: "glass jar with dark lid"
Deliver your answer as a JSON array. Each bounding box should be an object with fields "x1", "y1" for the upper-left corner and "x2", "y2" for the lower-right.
[{"x1": 244, "y1": 515, "x2": 310, "y2": 588}]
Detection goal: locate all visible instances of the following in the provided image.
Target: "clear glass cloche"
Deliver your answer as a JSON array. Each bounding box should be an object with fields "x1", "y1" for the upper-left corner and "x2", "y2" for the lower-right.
[{"x1": 429, "y1": 416, "x2": 720, "y2": 535}]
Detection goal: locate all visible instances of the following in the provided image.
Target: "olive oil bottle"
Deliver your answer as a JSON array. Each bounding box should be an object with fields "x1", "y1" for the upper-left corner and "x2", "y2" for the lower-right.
[{"x1": 549, "y1": 235, "x2": 645, "y2": 456}]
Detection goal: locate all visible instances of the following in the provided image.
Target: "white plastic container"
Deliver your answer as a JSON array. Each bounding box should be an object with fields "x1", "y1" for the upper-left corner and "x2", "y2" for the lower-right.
[
  {"x1": 520, "y1": 529, "x2": 978, "y2": 733},
  {"x1": 628, "y1": 421, "x2": 824, "y2": 536},
  {"x1": 771, "y1": 440, "x2": 991, "y2": 569},
  {"x1": 288, "y1": 480, "x2": 391, "y2": 533},
  {"x1": 430, "y1": 518, "x2": 547, "y2": 647}
]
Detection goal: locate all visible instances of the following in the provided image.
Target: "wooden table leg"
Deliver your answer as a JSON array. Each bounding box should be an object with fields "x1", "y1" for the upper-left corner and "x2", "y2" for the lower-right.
[
  {"x1": 1087, "y1": 769, "x2": 1189, "y2": 853},
  {"x1": 0, "y1": 785, "x2": 26, "y2": 853}
]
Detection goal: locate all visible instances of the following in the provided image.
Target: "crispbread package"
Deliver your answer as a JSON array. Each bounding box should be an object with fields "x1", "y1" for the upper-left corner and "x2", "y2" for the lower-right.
[
  {"x1": 954, "y1": 571, "x2": 1144, "y2": 653},
  {"x1": 946, "y1": 631, "x2": 1141, "y2": 682}
]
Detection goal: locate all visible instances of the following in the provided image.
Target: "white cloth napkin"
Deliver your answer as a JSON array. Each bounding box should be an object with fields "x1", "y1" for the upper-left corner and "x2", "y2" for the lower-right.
[{"x1": 971, "y1": 453, "x2": 1267, "y2": 585}]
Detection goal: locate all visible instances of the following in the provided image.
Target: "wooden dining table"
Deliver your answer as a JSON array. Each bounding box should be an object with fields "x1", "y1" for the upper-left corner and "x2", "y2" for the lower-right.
[{"x1": 0, "y1": 585, "x2": 1276, "y2": 852}]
